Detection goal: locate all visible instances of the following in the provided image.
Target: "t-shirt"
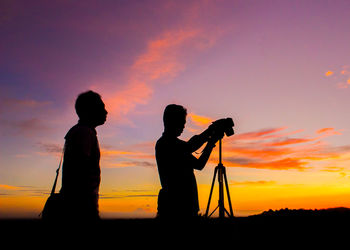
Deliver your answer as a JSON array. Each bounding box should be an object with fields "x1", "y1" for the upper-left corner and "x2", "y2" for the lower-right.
[
  {"x1": 61, "y1": 122, "x2": 101, "y2": 209},
  {"x1": 155, "y1": 132, "x2": 199, "y2": 216}
]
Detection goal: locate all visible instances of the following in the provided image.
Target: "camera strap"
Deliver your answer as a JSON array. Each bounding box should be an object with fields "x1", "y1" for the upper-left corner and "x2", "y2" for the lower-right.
[{"x1": 50, "y1": 145, "x2": 65, "y2": 195}]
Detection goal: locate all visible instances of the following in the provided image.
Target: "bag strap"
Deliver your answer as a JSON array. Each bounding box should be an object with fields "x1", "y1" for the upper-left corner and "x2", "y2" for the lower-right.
[{"x1": 50, "y1": 146, "x2": 65, "y2": 195}]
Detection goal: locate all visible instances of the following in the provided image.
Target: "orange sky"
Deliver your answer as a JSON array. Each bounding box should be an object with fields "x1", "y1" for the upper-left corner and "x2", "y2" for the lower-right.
[{"x1": 1, "y1": 0, "x2": 350, "y2": 218}]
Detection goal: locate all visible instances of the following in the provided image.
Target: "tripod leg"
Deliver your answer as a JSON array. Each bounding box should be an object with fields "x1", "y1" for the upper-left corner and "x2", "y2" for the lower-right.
[
  {"x1": 218, "y1": 166, "x2": 225, "y2": 218},
  {"x1": 209, "y1": 205, "x2": 219, "y2": 217},
  {"x1": 224, "y1": 208, "x2": 231, "y2": 217},
  {"x1": 205, "y1": 166, "x2": 218, "y2": 217},
  {"x1": 223, "y1": 168, "x2": 234, "y2": 217}
]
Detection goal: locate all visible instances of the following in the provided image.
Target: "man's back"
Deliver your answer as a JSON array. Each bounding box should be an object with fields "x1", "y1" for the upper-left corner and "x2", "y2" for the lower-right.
[
  {"x1": 62, "y1": 123, "x2": 100, "y2": 195},
  {"x1": 61, "y1": 122, "x2": 101, "y2": 219}
]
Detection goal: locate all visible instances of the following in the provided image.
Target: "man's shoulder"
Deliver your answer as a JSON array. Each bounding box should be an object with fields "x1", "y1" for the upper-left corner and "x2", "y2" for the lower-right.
[
  {"x1": 65, "y1": 124, "x2": 96, "y2": 141},
  {"x1": 156, "y1": 135, "x2": 186, "y2": 152},
  {"x1": 155, "y1": 136, "x2": 165, "y2": 150}
]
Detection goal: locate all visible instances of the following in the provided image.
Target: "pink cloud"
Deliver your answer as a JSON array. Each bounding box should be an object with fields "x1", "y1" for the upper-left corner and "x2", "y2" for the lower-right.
[
  {"x1": 213, "y1": 126, "x2": 347, "y2": 171},
  {"x1": 264, "y1": 138, "x2": 315, "y2": 147},
  {"x1": 325, "y1": 65, "x2": 350, "y2": 89},
  {"x1": 104, "y1": 81, "x2": 153, "y2": 120},
  {"x1": 102, "y1": 27, "x2": 220, "y2": 122},
  {"x1": 317, "y1": 127, "x2": 342, "y2": 136},
  {"x1": 233, "y1": 127, "x2": 288, "y2": 141}
]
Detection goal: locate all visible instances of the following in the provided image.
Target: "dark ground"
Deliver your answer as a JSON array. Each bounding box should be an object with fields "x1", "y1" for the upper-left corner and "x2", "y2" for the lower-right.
[{"x1": 2, "y1": 209, "x2": 350, "y2": 247}]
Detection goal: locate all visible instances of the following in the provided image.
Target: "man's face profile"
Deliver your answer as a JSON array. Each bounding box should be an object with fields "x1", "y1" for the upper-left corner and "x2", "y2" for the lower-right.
[
  {"x1": 75, "y1": 91, "x2": 108, "y2": 127},
  {"x1": 175, "y1": 116, "x2": 186, "y2": 137},
  {"x1": 165, "y1": 115, "x2": 186, "y2": 137},
  {"x1": 163, "y1": 104, "x2": 187, "y2": 137},
  {"x1": 93, "y1": 99, "x2": 108, "y2": 126}
]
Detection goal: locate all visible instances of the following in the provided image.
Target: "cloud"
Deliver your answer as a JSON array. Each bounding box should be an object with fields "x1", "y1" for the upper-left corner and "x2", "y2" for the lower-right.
[
  {"x1": 0, "y1": 118, "x2": 50, "y2": 136},
  {"x1": 0, "y1": 184, "x2": 23, "y2": 190},
  {"x1": 215, "y1": 126, "x2": 346, "y2": 171},
  {"x1": 317, "y1": 127, "x2": 342, "y2": 136},
  {"x1": 13, "y1": 118, "x2": 44, "y2": 131},
  {"x1": 325, "y1": 71, "x2": 334, "y2": 77},
  {"x1": 223, "y1": 146, "x2": 294, "y2": 160},
  {"x1": 43, "y1": 123, "x2": 346, "y2": 172},
  {"x1": 0, "y1": 184, "x2": 47, "y2": 197},
  {"x1": 100, "y1": 191, "x2": 157, "y2": 199},
  {"x1": 223, "y1": 154, "x2": 308, "y2": 170},
  {"x1": 101, "y1": 149, "x2": 154, "y2": 159},
  {"x1": 235, "y1": 158, "x2": 308, "y2": 170},
  {"x1": 341, "y1": 65, "x2": 350, "y2": 75},
  {"x1": 103, "y1": 81, "x2": 154, "y2": 123},
  {"x1": 1, "y1": 1, "x2": 225, "y2": 129},
  {"x1": 37, "y1": 142, "x2": 63, "y2": 155},
  {"x1": 337, "y1": 82, "x2": 349, "y2": 89},
  {"x1": 188, "y1": 113, "x2": 213, "y2": 127},
  {"x1": 106, "y1": 161, "x2": 156, "y2": 168},
  {"x1": 101, "y1": 148, "x2": 155, "y2": 168},
  {"x1": 230, "y1": 180, "x2": 276, "y2": 186},
  {"x1": 103, "y1": 28, "x2": 212, "y2": 122},
  {"x1": 36, "y1": 143, "x2": 157, "y2": 168},
  {"x1": 131, "y1": 29, "x2": 200, "y2": 80},
  {"x1": 325, "y1": 65, "x2": 350, "y2": 89},
  {"x1": 321, "y1": 166, "x2": 344, "y2": 172},
  {"x1": 96, "y1": 0, "x2": 224, "y2": 123},
  {"x1": 101, "y1": 122, "x2": 345, "y2": 172},
  {"x1": 264, "y1": 138, "x2": 315, "y2": 147},
  {"x1": 233, "y1": 127, "x2": 288, "y2": 141},
  {"x1": 0, "y1": 96, "x2": 53, "y2": 137},
  {"x1": 0, "y1": 98, "x2": 51, "y2": 114}
]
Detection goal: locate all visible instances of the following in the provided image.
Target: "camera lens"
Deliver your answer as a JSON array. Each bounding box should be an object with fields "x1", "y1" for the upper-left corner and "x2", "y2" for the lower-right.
[{"x1": 224, "y1": 118, "x2": 234, "y2": 136}]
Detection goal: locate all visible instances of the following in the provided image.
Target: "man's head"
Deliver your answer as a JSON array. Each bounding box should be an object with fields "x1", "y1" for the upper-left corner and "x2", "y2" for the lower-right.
[
  {"x1": 163, "y1": 104, "x2": 187, "y2": 136},
  {"x1": 75, "y1": 90, "x2": 108, "y2": 127}
]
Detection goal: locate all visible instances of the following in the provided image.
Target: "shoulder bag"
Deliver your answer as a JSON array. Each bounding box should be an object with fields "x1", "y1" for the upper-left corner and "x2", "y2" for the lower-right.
[{"x1": 40, "y1": 146, "x2": 65, "y2": 220}]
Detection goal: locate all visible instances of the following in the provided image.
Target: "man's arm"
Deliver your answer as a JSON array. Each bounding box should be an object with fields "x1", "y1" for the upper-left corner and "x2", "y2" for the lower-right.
[
  {"x1": 187, "y1": 127, "x2": 213, "y2": 152},
  {"x1": 192, "y1": 132, "x2": 224, "y2": 170}
]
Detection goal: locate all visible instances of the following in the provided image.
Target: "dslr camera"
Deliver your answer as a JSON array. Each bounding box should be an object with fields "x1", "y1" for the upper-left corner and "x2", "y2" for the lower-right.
[{"x1": 209, "y1": 118, "x2": 234, "y2": 138}]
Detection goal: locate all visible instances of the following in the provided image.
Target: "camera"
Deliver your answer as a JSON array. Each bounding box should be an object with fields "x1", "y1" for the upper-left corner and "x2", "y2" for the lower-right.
[{"x1": 209, "y1": 118, "x2": 234, "y2": 138}]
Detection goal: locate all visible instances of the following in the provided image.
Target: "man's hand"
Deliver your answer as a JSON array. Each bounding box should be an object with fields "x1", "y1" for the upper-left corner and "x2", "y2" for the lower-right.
[{"x1": 208, "y1": 131, "x2": 224, "y2": 146}]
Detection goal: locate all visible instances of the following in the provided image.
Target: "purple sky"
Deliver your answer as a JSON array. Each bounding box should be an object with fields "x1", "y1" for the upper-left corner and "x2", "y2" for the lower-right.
[{"x1": 1, "y1": 0, "x2": 350, "y2": 218}]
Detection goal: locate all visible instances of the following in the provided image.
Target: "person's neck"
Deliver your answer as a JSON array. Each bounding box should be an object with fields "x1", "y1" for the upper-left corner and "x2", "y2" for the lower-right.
[
  {"x1": 163, "y1": 129, "x2": 178, "y2": 138},
  {"x1": 78, "y1": 119, "x2": 97, "y2": 128}
]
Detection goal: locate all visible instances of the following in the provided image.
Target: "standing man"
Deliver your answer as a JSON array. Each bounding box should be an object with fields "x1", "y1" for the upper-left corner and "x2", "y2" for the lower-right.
[
  {"x1": 155, "y1": 104, "x2": 222, "y2": 219},
  {"x1": 60, "y1": 90, "x2": 108, "y2": 221}
]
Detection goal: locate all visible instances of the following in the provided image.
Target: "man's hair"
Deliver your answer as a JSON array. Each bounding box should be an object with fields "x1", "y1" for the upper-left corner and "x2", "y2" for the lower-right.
[
  {"x1": 75, "y1": 90, "x2": 102, "y2": 119},
  {"x1": 163, "y1": 104, "x2": 187, "y2": 127}
]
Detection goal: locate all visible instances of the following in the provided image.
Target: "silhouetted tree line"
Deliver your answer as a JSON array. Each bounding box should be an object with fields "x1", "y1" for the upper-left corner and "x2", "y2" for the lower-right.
[{"x1": 253, "y1": 207, "x2": 350, "y2": 217}]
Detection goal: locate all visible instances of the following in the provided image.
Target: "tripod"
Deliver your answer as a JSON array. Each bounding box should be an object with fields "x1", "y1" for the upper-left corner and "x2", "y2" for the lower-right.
[{"x1": 205, "y1": 139, "x2": 234, "y2": 218}]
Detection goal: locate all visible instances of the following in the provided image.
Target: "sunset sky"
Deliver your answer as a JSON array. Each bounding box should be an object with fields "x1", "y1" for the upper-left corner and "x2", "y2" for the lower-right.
[{"x1": 1, "y1": 0, "x2": 350, "y2": 218}]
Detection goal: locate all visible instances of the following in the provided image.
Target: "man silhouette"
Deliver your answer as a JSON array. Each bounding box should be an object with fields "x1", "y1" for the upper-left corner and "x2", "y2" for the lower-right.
[
  {"x1": 60, "y1": 90, "x2": 107, "y2": 221},
  {"x1": 155, "y1": 104, "x2": 222, "y2": 219}
]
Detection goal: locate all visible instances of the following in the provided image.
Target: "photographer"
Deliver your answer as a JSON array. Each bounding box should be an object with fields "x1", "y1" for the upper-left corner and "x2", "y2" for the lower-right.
[{"x1": 155, "y1": 104, "x2": 223, "y2": 219}]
